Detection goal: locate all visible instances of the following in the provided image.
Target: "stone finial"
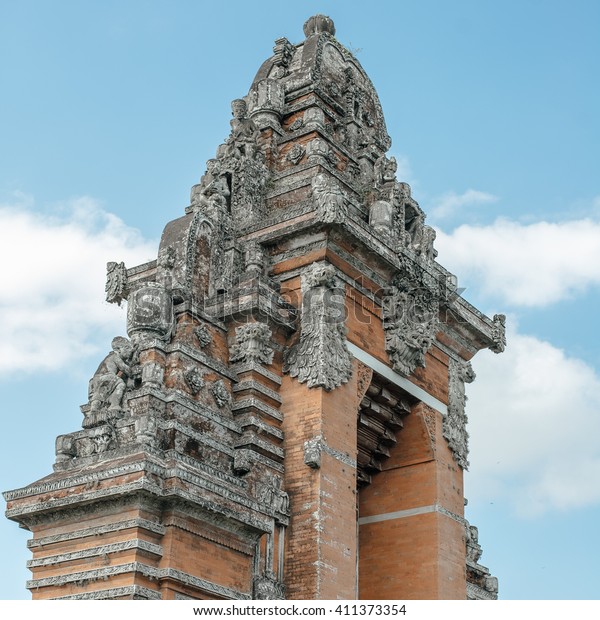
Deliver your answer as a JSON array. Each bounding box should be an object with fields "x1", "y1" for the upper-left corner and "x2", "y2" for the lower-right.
[{"x1": 303, "y1": 14, "x2": 336, "y2": 37}]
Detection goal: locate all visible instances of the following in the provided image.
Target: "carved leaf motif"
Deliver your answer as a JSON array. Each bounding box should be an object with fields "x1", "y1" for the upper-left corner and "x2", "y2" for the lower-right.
[{"x1": 283, "y1": 263, "x2": 352, "y2": 391}]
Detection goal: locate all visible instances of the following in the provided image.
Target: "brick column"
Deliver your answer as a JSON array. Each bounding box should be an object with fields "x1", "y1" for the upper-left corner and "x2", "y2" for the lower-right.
[{"x1": 281, "y1": 363, "x2": 359, "y2": 599}]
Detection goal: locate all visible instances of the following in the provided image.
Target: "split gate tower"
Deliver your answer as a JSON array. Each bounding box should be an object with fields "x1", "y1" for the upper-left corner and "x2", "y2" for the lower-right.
[{"x1": 5, "y1": 15, "x2": 504, "y2": 600}]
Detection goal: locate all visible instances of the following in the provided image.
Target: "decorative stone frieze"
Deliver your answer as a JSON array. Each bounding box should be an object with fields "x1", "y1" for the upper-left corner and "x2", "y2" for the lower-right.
[{"x1": 284, "y1": 263, "x2": 353, "y2": 390}]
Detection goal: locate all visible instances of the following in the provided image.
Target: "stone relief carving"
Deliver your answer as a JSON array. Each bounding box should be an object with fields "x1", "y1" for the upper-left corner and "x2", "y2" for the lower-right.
[
  {"x1": 194, "y1": 324, "x2": 212, "y2": 348},
  {"x1": 490, "y1": 313, "x2": 507, "y2": 353},
  {"x1": 284, "y1": 263, "x2": 353, "y2": 391},
  {"x1": 105, "y1": 261, "x2": 128, "y2": 306},
  {"x1": 286, "y1": 143, "x2": 305, "y2": 165},
  {"x1": 272, "y1": 37, "x2": 295, "y2": 76},
  {"x1": 443, "y1": 358, "x2": 476, "y2": 469},
  {"x1": 303, "y1": 437, "x2": 322, "y2": 469},
  {"x1": 287, "y1": 117, "x2": 304, "y2": 132},
  {"x1": 253, "y1": 573, "x2": 285, "y2": 600},
  {"x1": 184, "y1": 367, "x2": 205, "y2": 395},
  {"x1": 226, "y1": 99, "x2": 261, "y2": 161},
  {"x1": 230, "y1": 323, "x2": 274, "y2": 366},
  {"x1": 466, "y1": 524, "x2": 483, "y2": 563},
  {"x1": 212, "y1": 380, "x2": 232, "y2": 408},
  {"x1": 127, "y1": 284, "x2": 174, "y2": 343},
  {"x1": 383, "y1": 274, "x2": 439, "y2": 377},
  {"x1": 190, "y1": 158, "x2": 231, "y2": 216},
  {"x1": 356, "y1": 362, "x2": 373, "y2": 403},
  {"x1": 84, "y1": 337, "x2": 137, "y2": 428},
  {"x1": 311, "y1": 174, "x2": 348, "y2": 224},
  {"x1": 243, "y1": 241, "x2": 267, "y2": 277},
  {"x1": 256, "y1": 476, "x2": 290, "y2": 516}
]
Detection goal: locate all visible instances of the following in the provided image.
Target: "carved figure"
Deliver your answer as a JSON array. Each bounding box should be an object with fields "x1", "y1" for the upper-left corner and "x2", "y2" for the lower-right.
[
  {"x1": 226, "y1": 99, "x2": 260, "y2": 160},
  {"x1": 311, "y1": 174, "x2": 347, "y2": 223},
  {"x1": 191, "y1": 159, "x2": 230, "y2": 214},
  {"x1": 414, "y1": 224, "x2": 437, "y2": 261},
  {"x1": 86, "y1": 337, "x2": 136, "y2": 425}
]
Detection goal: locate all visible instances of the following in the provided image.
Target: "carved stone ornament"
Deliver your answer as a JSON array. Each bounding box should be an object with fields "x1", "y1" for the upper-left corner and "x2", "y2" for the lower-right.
[
  {"x1": 256, "y1": 476, "x2": 290, "y2": 516},
  {"x1": 105, "y1": 261, "x2": 128, "y2": 306},
  {"x1": 194, "y1": 324, "x2": 212, "y2": 348},
  {"x1": 443, "y1": 358, "x2": 476, "y2": 470},
  {"x1": 84, "y1": 336, "x2": 136, "y2": 428},
  {"x1": 490, "y1": 313, "x2": 507, "y2": 353},
  {"x1": 311, "y1": 174, "x2": 348, "y2": 224},
  {"x1": 383, "y1": 276, "x2": 439, "y2": 377},
  {"x1": 286, "y1": 143, "x2": 305, "y2": 165},
  {"x1": 211, "y1": 380, "x2": 232, "y2": 408},
  {"x1": 272, "y1": 37, "x2": 295, "y2": 72},
  {"x1": 303, "y1": 436, "x2": 322, "y2": 469},
  {"x1": 230, "y1": 323, "x2": 274, "y2": 366},
  {"x1": 184, "y1": 367, "x2": 205, "y2": 395},
  {"x1": 288, "y1": 117, "x2": 304, "y2": 132},
  {"x1": 253, "y1": 573, "x2": 285, "y2": 600},
  {"x1": 127, "y1": 284, "x2": 174, "y2": 342},
  {"x1": 233, "y1": 449, "x2": 253, "y2": 475},
  {"x1": 284, "y1": 263, "x2": 353, "y2": 391},
  {"x1": 466, "y1": 524, "x2": 483, "y2": 563}
]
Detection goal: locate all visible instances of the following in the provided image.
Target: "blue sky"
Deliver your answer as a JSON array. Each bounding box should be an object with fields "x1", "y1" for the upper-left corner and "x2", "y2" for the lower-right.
[{"x1": 1, "y1": 0, "x2": 599, "y2": 600}]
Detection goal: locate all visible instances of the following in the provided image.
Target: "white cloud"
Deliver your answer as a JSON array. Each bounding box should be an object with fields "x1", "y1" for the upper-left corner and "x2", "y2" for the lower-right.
[
  {"x1": 430, "y1": 189, "x2": 498, "y2": 219},
  {"x1": 436, "y1": 218, "x2": 600, "y2": 306},
  {"x1": 465, "y1": 324, "x2": 600, "y2": 517},
  {"x1": 0, "y1": 196, "x2": 157, "y2": 375}
]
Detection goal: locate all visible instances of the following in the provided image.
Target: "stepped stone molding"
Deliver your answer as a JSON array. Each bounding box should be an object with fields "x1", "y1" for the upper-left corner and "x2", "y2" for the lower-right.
[
  {"x1": 56, "y1": 586, "x2": 162, "y2": 601},
  {"x1": 29, "y1": 563, "x2": 250, "y2": 600},
  {"x1": 27, "y1": 517, "x2": 165, "y2": 548},
  {"x1": 284, "y1": 263, "x2": 353, "y2": 390},
  {"x1": 27, "y1": 539, "x2": 163, "y2": 568}
]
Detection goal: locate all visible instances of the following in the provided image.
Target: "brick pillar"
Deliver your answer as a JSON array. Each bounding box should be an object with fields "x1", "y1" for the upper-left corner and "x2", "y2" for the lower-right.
[
  {"x1": 358, "y1": 402, "x2": 467, "y2": 600},
  {"x1": 281, "y1": 362, "x2": 359, "y2": 599}
]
